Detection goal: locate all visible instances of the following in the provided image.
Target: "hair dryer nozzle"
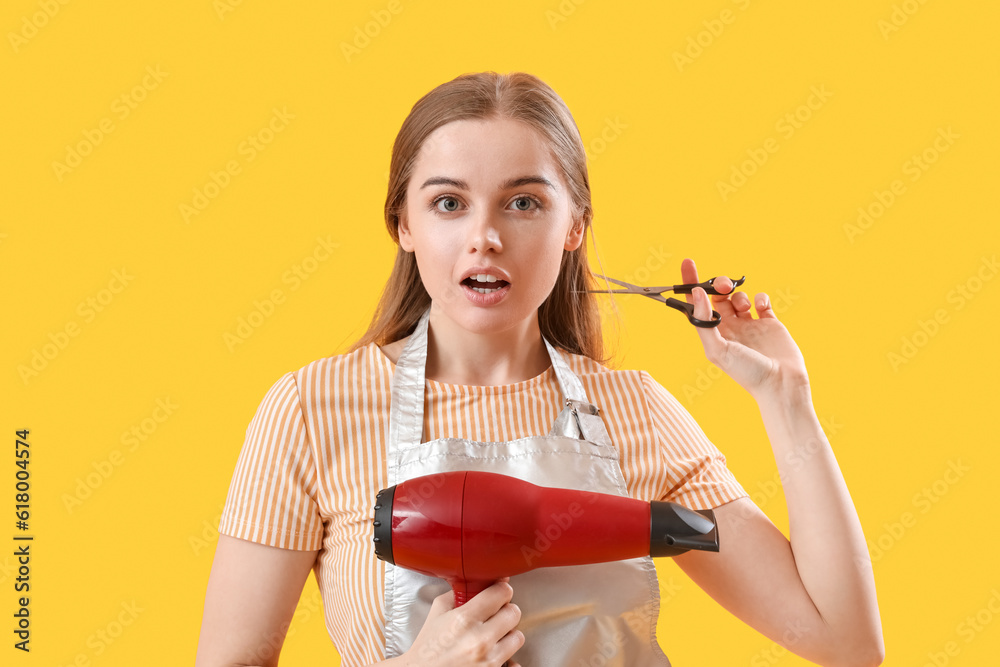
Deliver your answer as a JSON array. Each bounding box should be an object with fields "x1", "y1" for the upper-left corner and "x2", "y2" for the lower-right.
[
  {"x1": 373, "y1": 485, "x2": 395, "y2": 564},
  {"x1": 649, "y1": 501, "x2": 719, "y2": 557}
]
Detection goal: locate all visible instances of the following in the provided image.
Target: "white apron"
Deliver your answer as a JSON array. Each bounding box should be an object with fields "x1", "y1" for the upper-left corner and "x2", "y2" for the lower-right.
[{"x1": 381, "y1": 306, "x2": 671, "y2": 666}]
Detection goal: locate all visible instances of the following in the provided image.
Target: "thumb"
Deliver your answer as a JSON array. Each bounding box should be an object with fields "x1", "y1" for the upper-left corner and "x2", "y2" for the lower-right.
[
  {"x1": 426, "y1": 589, "x2": 456, "y2": 618},
  {"x1": 692, "y1": 287, "x2": 726, "y2": 362},
  {"x1": 692, "y1": 286, "x2": 713, "y2": 322}
]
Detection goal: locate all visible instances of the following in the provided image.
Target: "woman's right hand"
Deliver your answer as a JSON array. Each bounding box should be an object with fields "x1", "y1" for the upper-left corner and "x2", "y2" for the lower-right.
[{"x1": 399, "y1": 577, "x2": 525, "y2": 667}]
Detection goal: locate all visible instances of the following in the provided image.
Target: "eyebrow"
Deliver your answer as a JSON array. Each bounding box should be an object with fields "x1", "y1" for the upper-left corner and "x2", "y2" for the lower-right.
[{"x1": 419, "y1": 175, "x2": 556, "y2": 191}]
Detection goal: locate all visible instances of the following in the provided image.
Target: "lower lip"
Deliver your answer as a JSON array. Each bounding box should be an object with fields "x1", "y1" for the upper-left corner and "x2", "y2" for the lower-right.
[{"x1": 461, "y1": 282, "x2": 511, "y2": 306}]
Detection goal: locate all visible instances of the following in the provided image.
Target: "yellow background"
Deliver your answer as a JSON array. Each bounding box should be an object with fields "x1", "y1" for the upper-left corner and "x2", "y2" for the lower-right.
[{"x1": 3, "y1": 0, "x2": 998, "y2": 664}]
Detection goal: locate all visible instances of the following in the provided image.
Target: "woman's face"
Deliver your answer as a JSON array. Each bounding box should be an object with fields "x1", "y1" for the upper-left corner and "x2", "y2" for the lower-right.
[{"x1": 399, "y1": 117, "x2": 584, "y2": 336}]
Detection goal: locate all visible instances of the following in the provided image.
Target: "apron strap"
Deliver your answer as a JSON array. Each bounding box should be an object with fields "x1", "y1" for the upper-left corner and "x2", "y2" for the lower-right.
[{"x1": 387, "y1": 308, "x2": 431, "y2": 482}]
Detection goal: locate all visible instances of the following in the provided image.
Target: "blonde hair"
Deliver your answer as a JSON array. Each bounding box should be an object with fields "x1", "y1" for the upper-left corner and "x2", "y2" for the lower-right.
[{"x1": 349, "y1": 71, "x2": 616, "y2": 365}]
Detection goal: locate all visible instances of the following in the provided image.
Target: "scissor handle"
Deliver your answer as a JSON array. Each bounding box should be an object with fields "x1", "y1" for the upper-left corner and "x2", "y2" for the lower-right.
[
  {"x1": 665, "y1": 297, "x2": 722, "y2": 328},
  {"x1": 671, "y1": 275, "x2": 747, "y2": 296}
]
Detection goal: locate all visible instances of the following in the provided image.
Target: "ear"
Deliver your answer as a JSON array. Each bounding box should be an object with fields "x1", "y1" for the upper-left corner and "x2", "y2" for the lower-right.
[
  {"x1": 398, "y1": 211, "x2": 414, "y2": 252},
  {"x1": 564, "y1": 218, "x2": 585, "y2": 252}
]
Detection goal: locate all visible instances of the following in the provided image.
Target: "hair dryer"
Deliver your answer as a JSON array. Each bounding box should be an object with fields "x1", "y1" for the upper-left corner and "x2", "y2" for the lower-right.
[{"x1": 373, "y1": 470, "x2": 719, "y2": 606}]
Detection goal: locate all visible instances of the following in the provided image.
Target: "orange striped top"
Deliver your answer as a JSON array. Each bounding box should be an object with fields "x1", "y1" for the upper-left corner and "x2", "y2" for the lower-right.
[{"x1": 218, "y1": 341, "x2": 748, "y2": 666}]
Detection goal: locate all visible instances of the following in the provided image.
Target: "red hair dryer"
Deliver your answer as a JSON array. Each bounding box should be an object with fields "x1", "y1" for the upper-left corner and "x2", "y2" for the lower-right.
[{"x1": 373, "y1": 470, "x2": 719, "y2": 606}]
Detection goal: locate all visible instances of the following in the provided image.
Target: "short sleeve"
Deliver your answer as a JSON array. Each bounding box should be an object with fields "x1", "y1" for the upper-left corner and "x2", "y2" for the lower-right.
[
  {"x1": 218, "y1": 372, "x2": 324, "y2": 551},
  {"x1": 641, "y1": 371, "x2": 749, "y2": 510}
]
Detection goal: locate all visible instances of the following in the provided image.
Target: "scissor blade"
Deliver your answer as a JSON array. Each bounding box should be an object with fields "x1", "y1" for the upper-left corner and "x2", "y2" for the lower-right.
[
  {"x1": 592, "y1": 274, "x2": 634, "y2": 289},
  {"x1": 581, "y1": 274, "x2": 660, "y2": 294}
]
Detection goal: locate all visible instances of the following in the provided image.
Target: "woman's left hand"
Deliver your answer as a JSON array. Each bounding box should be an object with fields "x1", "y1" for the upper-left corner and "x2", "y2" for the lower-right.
[{"x1": 681, "y1": 258, "x2": 809, "y2": 401}]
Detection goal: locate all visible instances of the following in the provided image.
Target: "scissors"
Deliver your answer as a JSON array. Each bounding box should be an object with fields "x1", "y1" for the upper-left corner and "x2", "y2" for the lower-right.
[{"x1": 580, "y1": 274, "x2": 747, "y2": 328}]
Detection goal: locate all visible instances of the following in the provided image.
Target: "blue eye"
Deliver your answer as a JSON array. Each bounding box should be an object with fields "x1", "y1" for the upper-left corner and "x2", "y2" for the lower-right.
[
  {"x1": 434, "y1": 196, "x2": 460, "y2": 213},
  {"x1": 512, "y1": 197, "x2": 534, "y2": 211},
  {"x1": 428, "y1": 194, "x2": 543, "y2": 214}
]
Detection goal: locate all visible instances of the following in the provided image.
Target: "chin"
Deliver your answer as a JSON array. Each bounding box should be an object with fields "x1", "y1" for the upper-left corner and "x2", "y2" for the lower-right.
[{"x1": 434, "y1": 302, "x2": 529, "y2": 335}]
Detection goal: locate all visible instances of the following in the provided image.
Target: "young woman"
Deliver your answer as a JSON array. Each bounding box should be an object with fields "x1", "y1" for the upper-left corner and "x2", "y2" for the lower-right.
[{"x1": 196, "y1": 72, "x2": 884, "y2": 667}]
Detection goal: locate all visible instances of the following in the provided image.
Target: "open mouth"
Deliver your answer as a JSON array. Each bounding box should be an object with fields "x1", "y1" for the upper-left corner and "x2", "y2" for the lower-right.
[{"x1": 461, "y1": 276, "x2": 510, "y2": 294}]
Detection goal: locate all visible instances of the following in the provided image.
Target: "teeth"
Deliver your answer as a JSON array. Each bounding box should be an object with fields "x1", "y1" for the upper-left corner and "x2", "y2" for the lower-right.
[{"x1": 464, "y1": 272, "x2": 506, "y2": 293}]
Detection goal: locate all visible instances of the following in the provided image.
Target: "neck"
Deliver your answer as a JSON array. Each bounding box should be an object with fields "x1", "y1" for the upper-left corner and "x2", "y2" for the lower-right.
[{"x1": 425, "y1": 305, "x2": 551, "y2": 386}]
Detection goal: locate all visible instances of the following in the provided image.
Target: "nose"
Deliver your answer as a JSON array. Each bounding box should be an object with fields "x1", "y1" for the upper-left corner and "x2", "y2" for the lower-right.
[{"x1": 467, "y1": 208, "x2": 503, "y2": 255}]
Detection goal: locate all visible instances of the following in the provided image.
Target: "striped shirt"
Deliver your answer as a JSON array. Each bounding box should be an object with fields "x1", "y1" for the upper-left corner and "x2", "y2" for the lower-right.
[{"x1": 218, "y1": 341, "x2": 748, "y2": 666}]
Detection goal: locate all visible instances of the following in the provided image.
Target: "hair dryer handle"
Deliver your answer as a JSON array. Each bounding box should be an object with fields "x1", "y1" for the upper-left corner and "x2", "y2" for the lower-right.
[{"x1": 451, "y1": 579, "x2": 495, "y2": 607}]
